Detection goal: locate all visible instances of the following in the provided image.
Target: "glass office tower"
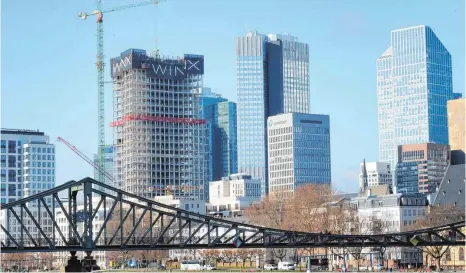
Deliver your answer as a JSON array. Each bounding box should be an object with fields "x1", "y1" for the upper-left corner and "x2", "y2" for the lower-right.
[
  {"x1": 217, "y1": 101, "x2": 238, "y2": 178},
  {"x1": 377, "y1": 25, "x2": 453, "y2": 175},
  {"x1": 236, "y1": 31, "x2": 309, "y2": 197}
]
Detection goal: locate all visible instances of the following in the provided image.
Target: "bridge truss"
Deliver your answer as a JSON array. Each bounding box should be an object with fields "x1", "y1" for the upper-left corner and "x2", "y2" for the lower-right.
[{"x1": 1, "y1": 178, "x2": 464, "y2": 253}]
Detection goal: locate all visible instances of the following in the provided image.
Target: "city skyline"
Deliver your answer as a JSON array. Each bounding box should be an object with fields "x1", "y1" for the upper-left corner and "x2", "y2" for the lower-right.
[{"x1": 2, "y1": 0, "x2": 464, "y2": 193}]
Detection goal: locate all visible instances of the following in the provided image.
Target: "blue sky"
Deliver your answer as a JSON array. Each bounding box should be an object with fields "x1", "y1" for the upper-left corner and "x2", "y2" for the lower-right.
[{"x1": 2, "y1": 0, "x2": 464, "y2": 193}]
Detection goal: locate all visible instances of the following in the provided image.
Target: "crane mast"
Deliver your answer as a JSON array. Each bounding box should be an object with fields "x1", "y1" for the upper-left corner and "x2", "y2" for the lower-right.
[
  {"x1": 77, "y1": 0, "x2": 166, "y2": 184},
  {"x1": 96, "y1": 0, "x2": 105, "y2": 185}
]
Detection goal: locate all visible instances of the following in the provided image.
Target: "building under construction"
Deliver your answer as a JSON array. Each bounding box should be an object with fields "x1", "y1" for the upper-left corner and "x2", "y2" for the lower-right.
[{"x1": 110, "y1": 49, "x2": 209, "y2": 200}]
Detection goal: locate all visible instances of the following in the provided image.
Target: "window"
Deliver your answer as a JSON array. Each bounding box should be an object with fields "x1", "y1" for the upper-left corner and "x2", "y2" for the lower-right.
[
  {"x1": 446, "y1": 249, "x2": 451, "y2": 261},
  {"x1": 8, "y1": 141, "x2": 16, "y2": 153},
  {"x1": 459, "y1": 247, "x2": 464, "y2": 261}
]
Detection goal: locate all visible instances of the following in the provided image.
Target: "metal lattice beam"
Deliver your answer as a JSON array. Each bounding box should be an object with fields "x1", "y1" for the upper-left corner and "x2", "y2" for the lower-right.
[{"x1": 0, "y1": 177, "x2": 464, "y2": 253}]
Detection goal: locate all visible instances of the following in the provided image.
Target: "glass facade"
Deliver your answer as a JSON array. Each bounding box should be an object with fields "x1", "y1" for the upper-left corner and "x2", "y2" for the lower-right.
[
  {"x1": 201, "y1": 88, "x2": 228, "y2": 183},
  {"x1": 236, "y1": 31, "x2": 310, "y2": 197},
  {"x1": 217, "y1": 101, "x2": 238, "y2": 178},
  {"x1": 396, "y1": 162, "x2": 419, "y2": 194},
  {"x1": 396, "y1": 143, "x2": 450, "y2": 194},
  {"x1": 204, "y1": 100, "x2": 238, "y2": 182},
  {"x1": 377, "y1": 25, "x2": 453, "y2": 175},
  {"x1": 267, "y1": 113, "x2": 331, "y2": 194}
]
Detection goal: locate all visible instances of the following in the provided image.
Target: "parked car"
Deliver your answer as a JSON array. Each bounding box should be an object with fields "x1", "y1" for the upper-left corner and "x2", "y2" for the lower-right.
[
  {"x1": 278, "y1": 261, "x2": 295, "y2": 270},
  {"x1": 264, "y1": 264, "x2": 278, "y2": 270},
  {"x1": 203, "y1": 264, "x2": 216, "y2": 270}
]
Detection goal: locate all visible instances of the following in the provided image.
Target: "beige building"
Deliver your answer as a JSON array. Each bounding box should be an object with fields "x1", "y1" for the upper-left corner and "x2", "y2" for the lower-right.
[{"x1": 448, "y1": 98, "x2": 465, "y2": 164}]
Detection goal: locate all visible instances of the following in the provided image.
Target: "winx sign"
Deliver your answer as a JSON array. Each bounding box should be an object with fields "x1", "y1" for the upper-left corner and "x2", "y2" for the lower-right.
[{"x1": 111, "y1": 51, "x2": 204, "y2": 80}]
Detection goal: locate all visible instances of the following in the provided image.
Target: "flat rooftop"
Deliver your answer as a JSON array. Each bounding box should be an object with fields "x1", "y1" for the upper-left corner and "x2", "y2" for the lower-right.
[{"x1": 1, "y1": 128, "x2": 45, "y2": 136}]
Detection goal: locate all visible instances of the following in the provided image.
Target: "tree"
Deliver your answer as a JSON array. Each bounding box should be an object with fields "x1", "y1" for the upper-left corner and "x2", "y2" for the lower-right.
[
  {"x1": 200, "y1": 250, "x2": 217, "y2": 265},
  {"x1": 409, "y1": 205, "x2": 464, "y2": 270},
  {"x1": 236, "y1": 249, "x2": 250, "y2": 267},
  {"x1": 222, "y1": 249, "x2": 235, "y2": 266},
  {"x1": 251, "y1": 249, "x2": 265, "y2": 267},
  {"x1": 246, "y1": 185, "x2": 340, "y2": 261}
]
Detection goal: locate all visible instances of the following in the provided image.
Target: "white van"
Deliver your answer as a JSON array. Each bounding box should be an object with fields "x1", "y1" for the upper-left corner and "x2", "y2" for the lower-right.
[
  {"x1": 180, "y1": 260, "x2": 203, "y2": 270},
  {"x1": 278, "y1": 261, "x2": 295, "y2": 270}
]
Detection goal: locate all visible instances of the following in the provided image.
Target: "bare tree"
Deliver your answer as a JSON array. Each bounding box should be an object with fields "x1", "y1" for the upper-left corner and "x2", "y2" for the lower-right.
[
  {"x1": 236, "y1": 249, "x2": 251, "y2": 267},
  {"x1": 222, "y1": 249, "x2": 235, "y2": 266},
  {"x1": 251, "y1": 248, "x2": 265, "y2": 267},
  {"x1": 409, "y1": 205, "x2": 464, "y2": 270}
]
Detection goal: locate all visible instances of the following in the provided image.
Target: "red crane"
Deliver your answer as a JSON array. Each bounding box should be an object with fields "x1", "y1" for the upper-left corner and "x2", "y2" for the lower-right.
[{"x1": 57, "y1": 137, "x2": 114, "y2": 182}]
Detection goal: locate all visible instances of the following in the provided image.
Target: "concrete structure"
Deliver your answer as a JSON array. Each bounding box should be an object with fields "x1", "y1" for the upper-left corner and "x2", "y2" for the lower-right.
[
  {"x1": 93, "y1": 145, "x2": 115, "y2": 193},
  {"x1": 377, "y1": 26, "x2": 453, "y2": 175},
  {"x1": 111, "y1": 49, "x2": 209, "y2": 200},
  {"x1": 236, "y1": 31, "x2": 310, "y2": 197},
  {"x1": 395, "y1": 143, "x2": 450, "y2": 194},
  {"x1": 0, "y1": 129, "x2": 55, "y2": 242},
  {"x1": 267, "y1": 113, "x2": 331, "y2": 194},
  {"x1": 448, "y1": 98, "x2": 465, "y2": 164},
  {"x1": 351, "y1": 191, "x2": 428, "y2": 267},
  {"x1": 208, "y1": 173, "x2": 260, "y2": 217},
  {"x1": 359, "y1": 161, "x2": 392, "y2": 193}
]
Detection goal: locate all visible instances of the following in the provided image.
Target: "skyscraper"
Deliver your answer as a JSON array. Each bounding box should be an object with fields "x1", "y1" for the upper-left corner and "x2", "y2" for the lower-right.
[
  {"x1": 201, "y1": 88, "x2": 227, "y2": 183},
  {"x1": 377, "y1": 25, "x2": 453, "y2": 174},
  {"x1": 111, "y1": 49, "x2": 209, "y2": 200},
  {"x1": 217, "y1": 101, "x2": 238, "y2": 179},
  {"x1": 236, "y1": 31, "x2": 309, "y2": 197},
  {"x1": 267, "y1": 113, "x2": 331, "y2": 195}
]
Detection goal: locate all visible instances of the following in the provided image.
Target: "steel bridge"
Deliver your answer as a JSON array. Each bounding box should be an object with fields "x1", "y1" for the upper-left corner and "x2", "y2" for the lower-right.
[{"x1": 1, "y1": 178, "x2": 465, "y2": 254}]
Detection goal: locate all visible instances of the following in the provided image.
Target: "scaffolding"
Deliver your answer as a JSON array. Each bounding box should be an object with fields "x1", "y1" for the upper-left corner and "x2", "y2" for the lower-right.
[{"x1": 111, "y1": 50, "x2": 208, "y2": 200}]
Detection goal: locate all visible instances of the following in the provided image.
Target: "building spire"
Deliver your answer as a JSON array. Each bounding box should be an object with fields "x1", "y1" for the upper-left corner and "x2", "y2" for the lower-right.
[{"x1": 360, "y1": 159, "x2": 368, "y2": 193}]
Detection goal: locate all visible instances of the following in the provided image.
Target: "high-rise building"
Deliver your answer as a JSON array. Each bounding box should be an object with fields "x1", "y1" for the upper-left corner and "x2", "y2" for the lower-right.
[
  {"x1": 359, "y1": 161, "x2": 392, "y2": 193},
  {"x1": 267, "y1": 113, "x2": 331, "y2": 194},
  {"x1": 0, "y1": 129, "x2": 56, "y2": 241},
  {"x1": 111, "y1": 49, "x2": 209, "y2": 200},
  {"x1": 395, "y1": 143, "x2": 450, "y2": 194},
  {"x1": 377, "y1": 26, "x2": 453, "y2": 173},
  {"x1": 201, "y1": 89, "x2": 227, "y2": 183},
  {"x1": 447, "y1": 98, "x2": 465, "y2": 164},
  {"x1": 204, "y1": 100, "x2": 238, "y2": 182},
  {"x1": 217, "y1": 101, "x2": 238, "y2": 178},
  {"x1": 453, "y1": 92, "x2": 463, "y2": 99},
  {"x1": 236, "y1": 31, "x2": 310, "y2": 196},
  {"x1": 93, "y1": 145, "x2": 115, "y2": 193}
]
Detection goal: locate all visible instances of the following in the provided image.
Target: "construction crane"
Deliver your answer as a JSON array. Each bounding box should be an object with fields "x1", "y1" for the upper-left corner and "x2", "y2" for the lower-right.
[
  {"x1": 57, "y1": 137, "x2": 115, "y2": 182},
  {"x1": 77, "y1": 0, "x2": 166, "y2": 184}
]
